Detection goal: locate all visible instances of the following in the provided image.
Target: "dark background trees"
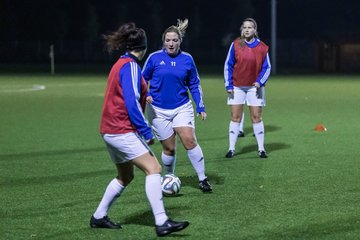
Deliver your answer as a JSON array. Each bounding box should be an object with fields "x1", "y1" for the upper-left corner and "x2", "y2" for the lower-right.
[{"x1": 1, "y1": 0, "x2": 359, "y2": 72}]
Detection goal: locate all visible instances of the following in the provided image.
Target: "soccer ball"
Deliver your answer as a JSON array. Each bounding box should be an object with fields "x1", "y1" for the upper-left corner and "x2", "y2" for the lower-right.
[{"x1": 161, "y1": 174, "x2": 181, "y2": 196}]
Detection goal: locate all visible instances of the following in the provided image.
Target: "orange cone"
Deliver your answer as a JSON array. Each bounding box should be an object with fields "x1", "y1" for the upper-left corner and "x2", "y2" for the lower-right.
[{"x1": 314, "y1": 123, "x2": 327, "y2": 131}]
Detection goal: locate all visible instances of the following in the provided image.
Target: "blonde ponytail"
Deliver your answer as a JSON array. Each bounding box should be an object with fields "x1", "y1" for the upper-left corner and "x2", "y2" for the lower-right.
[
  {"x1": 162, "y1": 18, "x2": 189, "y2": 43},
  {"x1": 176, "y1": 19, "x2": 188, "y2": 40}
]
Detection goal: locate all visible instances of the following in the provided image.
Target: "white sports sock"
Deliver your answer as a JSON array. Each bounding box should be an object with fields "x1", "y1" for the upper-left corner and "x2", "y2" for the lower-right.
[
  {"x1": 145, "y1": 174, "x2": 168, "y2": 226},
  {"x1": 253, "y1": 121, "x2": 265, "y2": 151},
  {"x1": 162, "y1": 152, "x2": 176, "y2": 174},
  {"x1": 187, "y1": 145, "x2": 206, "y2": 181},
  {"x1": 93, "y1": 178, "x2": 124, "y2": 219},
  {"x1": 229, "y1": 121, "x2": 240, "y2": 150}
]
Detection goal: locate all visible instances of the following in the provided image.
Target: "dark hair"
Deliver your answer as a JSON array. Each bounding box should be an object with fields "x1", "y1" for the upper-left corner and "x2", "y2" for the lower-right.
[{"x1": 103, "y1": 22, "x2": 147, "y2": 53}]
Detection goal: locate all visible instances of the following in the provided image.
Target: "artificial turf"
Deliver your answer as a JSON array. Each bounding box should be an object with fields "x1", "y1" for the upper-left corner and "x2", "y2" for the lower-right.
[{"x1": 1, "y1": 72, "x2": 359, "y2": 239}]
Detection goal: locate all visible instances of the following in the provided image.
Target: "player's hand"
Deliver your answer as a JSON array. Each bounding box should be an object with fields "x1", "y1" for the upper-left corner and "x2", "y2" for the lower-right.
[
  {"x1": 146, "y1": 138, "x2": 155, "y2": 145},
  {"x1": 146, "y1": 96, "x2": 153, "y2": 104},
  {"x1": 227, "y1": 89, "x2": 234, "y2": 94},
  {"x1": 197, "y1": 112, "x2": 207, "y2": 120},
  {"x1": 253, "y1": 83, "x2": 262, "y2": 98}
]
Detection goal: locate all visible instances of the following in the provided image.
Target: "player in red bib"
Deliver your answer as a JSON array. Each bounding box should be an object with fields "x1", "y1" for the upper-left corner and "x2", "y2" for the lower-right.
[
  {"x1": 224, "y1": 18, "x2": 271, "y2": 159},
  {"x1": 90, "y1": 22, "x2": 189, "y2": 237}
]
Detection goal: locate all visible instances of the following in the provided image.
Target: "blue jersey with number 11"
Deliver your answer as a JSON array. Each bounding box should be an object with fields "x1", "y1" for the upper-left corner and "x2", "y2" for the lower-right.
[{"x1": 142, "y1": 49, "x2": 205, "y2": 113}]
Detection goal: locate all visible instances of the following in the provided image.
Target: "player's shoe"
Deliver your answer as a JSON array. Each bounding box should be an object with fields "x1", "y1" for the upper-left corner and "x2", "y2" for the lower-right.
[
  {"x1": 199, "y1": 178, "x2": 212, "y2": 192},
  {"x1": 238, "y1": 131, "x2": 245, "y2": 138},
  {"x1": 258, "y1": 150, "x2": 268, "y2": 158},
  {"x1": 90, "y1": 215, "x2": 121, "y2": 229},
  {"x1": 155, "y1": 219, "x2": 190, "y2": 237},
  {"x1": 225, "y1": 150, "x2": 235, "y2": 158}
]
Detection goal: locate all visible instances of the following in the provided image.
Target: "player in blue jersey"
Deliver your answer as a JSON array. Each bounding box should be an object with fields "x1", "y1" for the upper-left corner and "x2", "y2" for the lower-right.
[
  {"x1": 224, "y1": 18, "x2": 271, "y2": 159},
  {"x1": 90, "y1": 22, "x2": 189, "y2": 237},
  {"x1": 142, "y1": 19, "x2": 212, "y2": 193}
]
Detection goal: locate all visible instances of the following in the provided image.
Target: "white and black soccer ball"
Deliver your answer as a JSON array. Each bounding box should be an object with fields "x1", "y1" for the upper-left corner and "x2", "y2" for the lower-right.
[{"x1": 161, "y1": 174, "x2": 181, "y2": 196}]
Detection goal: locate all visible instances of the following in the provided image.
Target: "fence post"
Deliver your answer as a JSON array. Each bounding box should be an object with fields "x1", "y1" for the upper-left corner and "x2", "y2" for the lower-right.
[{"x1": 49, "y1": 44, "x2": 55, "y2": 75}]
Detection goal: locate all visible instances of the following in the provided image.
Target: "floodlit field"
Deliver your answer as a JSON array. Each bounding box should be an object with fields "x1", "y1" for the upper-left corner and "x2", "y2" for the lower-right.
[{"x1": 1, "y1": 72, "x2": 360, "y2": 239}]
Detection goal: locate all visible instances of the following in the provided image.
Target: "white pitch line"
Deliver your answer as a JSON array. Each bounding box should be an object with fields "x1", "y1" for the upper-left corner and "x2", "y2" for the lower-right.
[{"x1": 0, "y1": 85, "x2": 46, "y2": 93}]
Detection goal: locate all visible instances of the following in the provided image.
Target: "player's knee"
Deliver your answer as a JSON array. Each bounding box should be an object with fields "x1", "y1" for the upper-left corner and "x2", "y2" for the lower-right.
[
  {"x1": 231, "y1": 113, "x2": 242, "y2": 122},
  {"x1": 183, "y1": 138, "x2": 197, "y2": 150},
  {"x1": 251, "y1": 116, "x2": 262, "y2": 123},
  {"x1": 163, "y1": 148, "x2": 175, "y2": 156},
  {"x1": 117, "y1": 174, "x2": 134, "y2": 186},
  {"x1": 147, "y1": 162, "x2": 162, "y2": 175},
  {"x1": 154, "y1": 164, "x2": 162, "y2": 174},
  {"x1": 231, "y1": 116, "x2": 242, "y2": 122}
]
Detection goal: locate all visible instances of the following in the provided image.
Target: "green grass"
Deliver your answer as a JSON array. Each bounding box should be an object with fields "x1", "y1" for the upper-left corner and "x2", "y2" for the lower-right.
[{"x1": 1, "y1": 72, "x2": 360, "y2": 240}]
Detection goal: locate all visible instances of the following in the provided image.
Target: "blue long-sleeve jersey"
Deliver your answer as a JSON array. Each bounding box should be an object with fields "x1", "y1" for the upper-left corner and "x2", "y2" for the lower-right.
[
  {"x1": 100, "y1": 53, "x2": 153, "y2": 140},
  {"x1": 142, "y1": 49, "x2": 205, "y2": 113},
  {"x1": 121, "y1": 60, "x2": 153, "y2": 140}
]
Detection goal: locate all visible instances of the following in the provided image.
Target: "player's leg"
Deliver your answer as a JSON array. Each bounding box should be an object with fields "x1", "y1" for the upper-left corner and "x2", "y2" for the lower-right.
[
  {"x1": 247, "y1": 87, "x2": 267, "y2": 158},
  {"x1": 90, "y1": 134, "x2": 138, "y2": 229},
  {"x1": 238, "y1": 111, "x2": 245, "y2": 137},
  {"x1": 249, "y1": 106, "x2": 267, "y2": 158},
  {"x1": 150, "y1": 106, "x2": 177, "y2": 174},
  {"x1": 132, "y1": 151, "x2": 168, "y2": 226},
  {"x1": 90, "y1": 180, "x2": 125, "y2": 228},
  {"x1": 226, "y1": 87, "x2": 246, "y2": 157},
  {"x1": 172, "y1": 102, "x2": 212, "y2": 192},
  {"x1": 133, "y1": 151, "x2": 189, "y2": 236},
  {"x1": 226, "y1": 104, "x2": 244, "y2": 157},
  {"x1": 159, "y1": 134, "x2": 177, "y2": 174},
  {"x1": 175, "y1": 126, "x2": 212, "y2": 192}
]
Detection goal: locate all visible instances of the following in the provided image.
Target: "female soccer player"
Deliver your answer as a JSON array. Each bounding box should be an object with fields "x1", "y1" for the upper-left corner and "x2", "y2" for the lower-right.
[
  {"x1": 90, "y1": 22, "x2": 189, "y2": 237},
  {"x1": 142, "y1": 19, "x2": 212, "y2": 193},
  {"x1": 224, "y1": 18, "x2": 271, "y2": 159}
]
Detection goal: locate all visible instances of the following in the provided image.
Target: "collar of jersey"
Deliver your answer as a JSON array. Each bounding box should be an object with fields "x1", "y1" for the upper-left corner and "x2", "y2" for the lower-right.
[
  {"x1": 121, "y1": 52, "x2": 138, "y2": 62},
  {"x1": 245, "y1": 38, "x2": 260, "y2": 48},
  {"x1": 162, "y1": 48, "x2": 182, "y2": 57}
]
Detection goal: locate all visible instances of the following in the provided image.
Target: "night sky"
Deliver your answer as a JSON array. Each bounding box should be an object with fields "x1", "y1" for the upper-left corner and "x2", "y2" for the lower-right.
[
  {"x1": 2, "y1": 0, "x2": 360, "y2": 40},
  {"x1": 1, "y1": 0, "x2": 360, "y2": 67}
]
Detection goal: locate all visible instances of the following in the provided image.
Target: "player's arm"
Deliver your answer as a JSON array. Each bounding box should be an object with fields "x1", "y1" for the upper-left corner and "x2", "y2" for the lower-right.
[
  {"x1": 187, "y1": 57, "x2": 206, "y2": 115},
  {"x1": 224, "y1": 42, "x2": 235, "y2": 92},
  {"x1": 255, "y1": 52, "x2": 271, "y2": 87},
  {"x1": 142, "y1": 55, "x2": 155, "y2": 103},
  {"x1": 121, "y1": 62, "x2": 153, "y2": 141}
]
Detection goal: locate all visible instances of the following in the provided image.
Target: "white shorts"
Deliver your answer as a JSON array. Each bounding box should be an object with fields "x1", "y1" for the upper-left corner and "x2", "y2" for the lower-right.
[
  {"x1": 147, "y1": 101, "x2": 195, "y2": 141},
  {"x1": 102, "y1": 132, "x2": 152, "y2": 164},
  {"x1": 227, "y1": 86, "x2": 266, "y2": 106}
]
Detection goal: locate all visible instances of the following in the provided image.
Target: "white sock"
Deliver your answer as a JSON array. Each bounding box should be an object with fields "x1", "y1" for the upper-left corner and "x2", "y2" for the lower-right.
[
  {"x1": 253, "y1": 121, "x2": 265, "y2": 151},
  {"x1": 145, "y1": 174, "x2": 168, "y2": 226},
  {"x1": 229, "y1": 121, "x2": 240, "y2": 150},
  {"x1": 162, "y1": 152, "x2": 176, "y2": 174},
  {"x1": 239, "y1": 112, "x2": 245, "y2": 133},
  {"x1": 93, "y1": 178, "x2": 124, "y2": 219},
  {"x1": 187, "y1": 145, "x2": 206, "y2": 181}
]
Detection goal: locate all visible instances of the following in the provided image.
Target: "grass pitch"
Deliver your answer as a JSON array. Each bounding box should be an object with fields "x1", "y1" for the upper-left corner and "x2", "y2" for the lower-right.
[{"x1": 1, "y1": 72, "x2": 360, "y2": 239}]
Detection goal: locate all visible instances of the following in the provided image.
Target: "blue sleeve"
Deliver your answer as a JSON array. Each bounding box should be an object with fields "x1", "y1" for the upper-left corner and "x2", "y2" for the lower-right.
[
  {"x1": 141, "y1": 55, "x2": 154, "y2": 97},
  {"x1": 256, "y1": 52, "x2": 271, "y2": 87},
  {"x1": 187, "y1": 57, "x2": 205, "y2": 113},
  {"x1": 120, "y1": 62, "x2": 153, "y2": 140},
  {"x1": 224, "y1": 42, "x2": 235, "y2": 91}
]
